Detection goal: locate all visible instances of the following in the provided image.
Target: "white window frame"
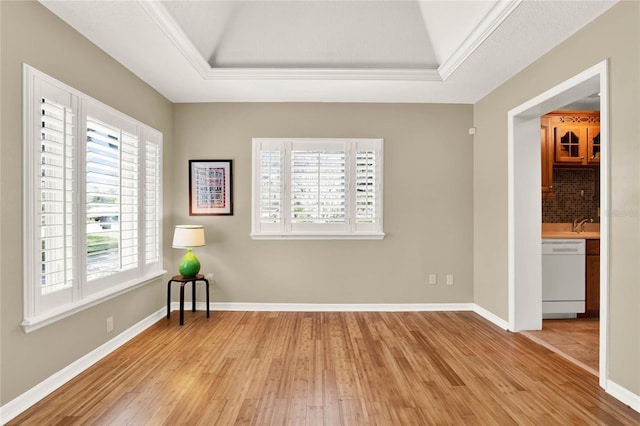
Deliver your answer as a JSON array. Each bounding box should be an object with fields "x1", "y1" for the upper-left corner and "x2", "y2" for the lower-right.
[
  {"x1": 22, "y1": 65, "x2": 165, "y2": 333},
  {"x1": 251, "y1": 138, "x2": 384, "y2": 240}
]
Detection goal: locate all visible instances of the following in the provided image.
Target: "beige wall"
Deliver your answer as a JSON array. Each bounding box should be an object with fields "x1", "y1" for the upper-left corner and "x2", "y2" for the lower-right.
[
  {"x1": 0, "y1": 1, "x2": 173, "y2": 404},
  {"x1": 11, "y1": 0, "x2": 636, "y2": 413},
  {"x1": 173, "y1": 103, "x2": 474, "y2": 305},
  {"x1": 1, "y1": 2, "x2": 475, "y2": 406},
  {"x1": 473, "y1": 1, "x2": 640, "y2": 394}
]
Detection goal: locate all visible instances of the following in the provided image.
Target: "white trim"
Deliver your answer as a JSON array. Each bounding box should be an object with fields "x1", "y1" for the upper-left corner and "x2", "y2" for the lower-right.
[
  {"x1": 173, "y1": 302, "x2": 511, "y2": 334},
  {"x1": 213, "y1": 302, "x2": 476, "y2": 312},
  {"x1": 171, "y1": 302, "x2": 511, "y2": 332},
  {"x1": 22, "y1": 270, "x2": 166, "y2": 333},
  {"x1": 507, "y1": 60, "x2": 609, "y2": 387},
  {"x1": 250, "y1": 232, "x2": 385, "y2": 240},
  {"x1": 473, "y1": 304, "x2": 509, "y2": 330},
  {"x1": 596, "y1": 65, "x2": 610, "y2": 391},
  {"x1": 137, "y1": 0, "x2": 211, "y2": 78},
  {"x1": 138, "y1": 0, "x2": 441, "y2": 82},
  {"x1": 438, "y1": 0, "x2": 522, "y2": 80},
  {"x1": 171, "y1": 301, "x2": 476, "y2": 313},
  {"x1": 0, "y1": 308, "x2": 166, "y2": 425},
  {"x1": 23, "y1": 64, "x2": 160, "y2": 131},
  {"x1": 205, "y1": 68, "x2": 442, "y2": 82},
  {"x1": 140, "y1": 0, "x2": 520, "y2": 83},
  {"x1": 606, "y1": 380, "x2": 640, "y2": 414},
  {"x1": 171, "y1": 302, "x2": 510, "y2": 331}
]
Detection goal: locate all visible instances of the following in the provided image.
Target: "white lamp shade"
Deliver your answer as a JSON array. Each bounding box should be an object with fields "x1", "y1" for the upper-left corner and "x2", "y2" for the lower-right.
[{"x1": 172, "y1": 225, "x2": 206, "y2": 248}]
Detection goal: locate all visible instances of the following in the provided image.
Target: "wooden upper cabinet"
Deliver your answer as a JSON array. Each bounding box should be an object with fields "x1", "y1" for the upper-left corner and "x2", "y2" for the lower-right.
[
  {"x1": 554, "y1": 124, "x2": 585, "y2": 163},
  {"x1": 587, "y1": 126, "x2": 601, "y2": 164},
  {"x1": 540, "y1": 117, "x2": 554, "y2": 197},
  {"x1": 546, "y1": 111, "x2": 600, "y2": 166}
]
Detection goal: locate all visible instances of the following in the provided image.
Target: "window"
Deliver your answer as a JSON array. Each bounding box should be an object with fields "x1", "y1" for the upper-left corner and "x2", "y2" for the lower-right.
[
  {"x1": 252, "y1": 138, "x2": 384, "y2": 239},
  {"x1": 23, "y1": 65, "x2": 164, "y2": 332}
]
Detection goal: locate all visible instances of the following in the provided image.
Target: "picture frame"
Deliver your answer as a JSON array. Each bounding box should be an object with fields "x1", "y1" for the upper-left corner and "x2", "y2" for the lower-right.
[{"x1": 189, "y1": 159, "x2": 233, "y2": 216}]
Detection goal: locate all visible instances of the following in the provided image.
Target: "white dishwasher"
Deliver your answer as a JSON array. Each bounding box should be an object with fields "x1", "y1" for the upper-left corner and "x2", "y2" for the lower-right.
[{"x1": 542, "y1": 239, "x2": 586, "y2": 317}]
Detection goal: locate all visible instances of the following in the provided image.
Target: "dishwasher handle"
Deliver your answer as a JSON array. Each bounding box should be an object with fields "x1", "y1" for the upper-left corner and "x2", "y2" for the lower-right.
[
  {"x1": 542, "y1": 239, "x2": 586, "y2": 255},
  {"x1": 548, "y1": 247, "x2": 581, "y2": 254}
]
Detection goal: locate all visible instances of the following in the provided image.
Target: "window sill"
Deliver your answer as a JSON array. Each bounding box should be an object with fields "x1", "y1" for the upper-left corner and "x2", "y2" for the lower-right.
[
  {"x1": 250, "y1": 233, "x2": 385, "y2": 240},
  {"x1": 22, "y1": 270, "x2": 167, "y2": 333}
]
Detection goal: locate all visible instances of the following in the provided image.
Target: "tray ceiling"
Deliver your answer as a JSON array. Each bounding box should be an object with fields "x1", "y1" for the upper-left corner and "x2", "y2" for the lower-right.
[{"x1": 39, "y1": 0, "x2": 616, "y2": 103}]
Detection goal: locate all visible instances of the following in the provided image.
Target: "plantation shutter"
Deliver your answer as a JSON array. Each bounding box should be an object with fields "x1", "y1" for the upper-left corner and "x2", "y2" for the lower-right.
[
  {"x1": 251, "y1": 138, "x2": 383, "y2": 239},
  {"x1": 253, "y1": 139, "x2": 285, "y2": 234},
  {"x1": 259, "y1": 150, "x2": 282, "y2": 224},
  {"x1": 40, "y1": 97, "x2": 76, "y2": 298},
  {"x1": 144, "y1": 137, "x2": 161, "y2": 267},
  {"x1": 290, "y1": 141, "x2": 346, "y2": 232},
  {"x1": 24, "y1": 66, "x2": 165, "y2": 329},
  {"x1": 120, "y1": 130, "x2": 139, "y2": 270},
  {"x1": 353, "y1": 140, "x2": 381, "y2": 233}
]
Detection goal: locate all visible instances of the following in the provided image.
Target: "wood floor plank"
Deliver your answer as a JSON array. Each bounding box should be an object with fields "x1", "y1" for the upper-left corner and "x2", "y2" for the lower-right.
[{"x1": 7, "y1": 311, "x2": 640, "y2": 425}]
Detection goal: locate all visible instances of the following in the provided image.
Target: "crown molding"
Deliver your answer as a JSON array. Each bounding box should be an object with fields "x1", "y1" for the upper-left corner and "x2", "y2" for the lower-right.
[
  {"x1": 140, "y1": 0, "x2": 521, "y2": 82},
  {"x1": 139, "y1": 0, "x2": 442, "y2": 82},
  {"x1": 437, "y1": 0, "x2": 523, "y2": 80},
  {"x1": 138, "y1": 0, "x2": 213, "y2": 76},
  {"x1": 203, "y1": 67, "x2": 442, "y2": 81}
]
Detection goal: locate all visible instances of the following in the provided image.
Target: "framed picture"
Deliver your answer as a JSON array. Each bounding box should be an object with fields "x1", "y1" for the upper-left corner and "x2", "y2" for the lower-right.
[{"x1": 189, "y1": 160, "x2": 233, "y2": 216}]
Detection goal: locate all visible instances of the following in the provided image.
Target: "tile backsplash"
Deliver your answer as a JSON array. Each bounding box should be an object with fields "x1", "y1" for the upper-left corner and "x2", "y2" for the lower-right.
[{"x1": 542, "y1": 168, "x2": 599, "y2": 223}]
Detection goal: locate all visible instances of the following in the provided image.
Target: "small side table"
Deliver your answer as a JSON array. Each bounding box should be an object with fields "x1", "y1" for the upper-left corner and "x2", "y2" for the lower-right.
[{"x1": 167, "y1": 274, "x2": 210, "y2": 325}]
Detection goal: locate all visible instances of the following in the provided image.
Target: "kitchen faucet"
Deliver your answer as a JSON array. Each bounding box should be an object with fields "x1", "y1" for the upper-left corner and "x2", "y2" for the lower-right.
[{"x1": 573, "y1": 217, "x2": 592, "y2": 233}]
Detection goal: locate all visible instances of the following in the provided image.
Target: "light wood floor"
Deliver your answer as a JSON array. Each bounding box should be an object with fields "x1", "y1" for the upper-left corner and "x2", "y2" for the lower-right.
[
  {"x1": 9, "y1": 311, "x2": 639, "y2": 425},
  {"x1": 522, "y1": 318, "x2": 599, "y2": 375}
]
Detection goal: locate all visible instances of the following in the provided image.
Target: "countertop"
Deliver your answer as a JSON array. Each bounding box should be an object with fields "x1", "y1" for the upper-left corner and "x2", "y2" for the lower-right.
[
  {"x1": 542, "y1": 223, "x2": 600, "y2": 240},
  {"x1": 542, "y1": 231, "x2": 600, "y2": 240}
]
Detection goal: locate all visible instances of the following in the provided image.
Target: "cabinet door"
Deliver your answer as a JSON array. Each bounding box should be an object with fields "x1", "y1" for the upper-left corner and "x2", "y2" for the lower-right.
[
  {"x1": 582, "y1": 239, "x2": 600, "y2": 318},
  {"x1": 587, "y1": 125, "x2": 600, "y2": 164},
  {"x1": 554, "y1": 125, "x2": 586, "y2": 164},
  {"x1": 584, "y1": 254, "x2": 600, "y2": 317},
  {"x1": 541, "y1": 119, "x2": 554, "y2": 197}
]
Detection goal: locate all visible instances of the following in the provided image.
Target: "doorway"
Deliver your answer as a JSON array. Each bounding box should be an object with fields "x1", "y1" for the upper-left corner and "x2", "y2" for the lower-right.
[{"x1": 507, "y1": 60, "x2": 609, "y2": 388}]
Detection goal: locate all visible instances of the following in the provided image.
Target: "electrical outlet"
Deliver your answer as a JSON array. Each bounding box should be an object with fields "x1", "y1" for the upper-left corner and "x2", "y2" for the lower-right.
[
  {"x1": 446, "y1": 274, "x2": 454, "y2": 286},
  {"x1": 106, "y1": 316, "x2": 114, "y2": 333},
  {"x1": 428, "y1": 274, "x2": 437, "y2": 285}
]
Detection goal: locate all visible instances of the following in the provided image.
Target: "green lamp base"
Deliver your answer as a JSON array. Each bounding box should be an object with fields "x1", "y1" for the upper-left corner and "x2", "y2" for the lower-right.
[{"x1": 178, "y1": 248, "x2": 201, "y2": 277}]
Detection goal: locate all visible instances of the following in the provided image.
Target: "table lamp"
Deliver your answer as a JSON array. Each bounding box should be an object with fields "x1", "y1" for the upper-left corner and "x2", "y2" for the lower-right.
[{"x1": 172, "y1": 225, "x2": 206, "y2": 277}]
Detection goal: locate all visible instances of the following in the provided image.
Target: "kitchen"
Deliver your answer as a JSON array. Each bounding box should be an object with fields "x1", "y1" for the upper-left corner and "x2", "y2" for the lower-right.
[{"x1": 527, "y1": 99, "x2": 601, "y2": 374}]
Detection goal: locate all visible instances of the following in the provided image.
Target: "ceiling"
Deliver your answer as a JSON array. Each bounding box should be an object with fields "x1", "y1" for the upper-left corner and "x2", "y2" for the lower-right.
[{"x1": 40, "y1": 0, "x2": 616, "y2": 104}]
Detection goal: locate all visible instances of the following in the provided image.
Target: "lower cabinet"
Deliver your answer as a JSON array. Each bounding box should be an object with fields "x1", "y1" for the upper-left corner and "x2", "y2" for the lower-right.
[{"x1": 581, "y1": 239, "x2": 600, "y2": 318}]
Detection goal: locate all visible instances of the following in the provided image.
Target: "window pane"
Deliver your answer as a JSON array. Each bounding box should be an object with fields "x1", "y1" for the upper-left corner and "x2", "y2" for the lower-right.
[
  {"x1": 291, "y1": 150, "x2": 345, "y2": 224},
  {"x1": 86, "y1": 117, "x2": 139, "y2": 281}
]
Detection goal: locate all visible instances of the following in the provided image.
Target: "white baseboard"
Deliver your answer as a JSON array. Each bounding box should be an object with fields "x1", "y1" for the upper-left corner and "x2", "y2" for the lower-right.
[
  {"x1": 171, "y1": 301, "x2": 476, "y2": 313},
  {"x1": 173, "y1": 301, "x2": 510, "y2": 332},
  {"x1": 0, "y1": 308, "x2": 165, "y2": 425},
  {"x1": 606, "y1": 379, "x2": 640, "y2": 414},
  {"x1": 472, "y1": 304, "x2": 510, "y2": 330},
  {"x1": 172, "y1": 302, "x2": 510, "y2": 332}
]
